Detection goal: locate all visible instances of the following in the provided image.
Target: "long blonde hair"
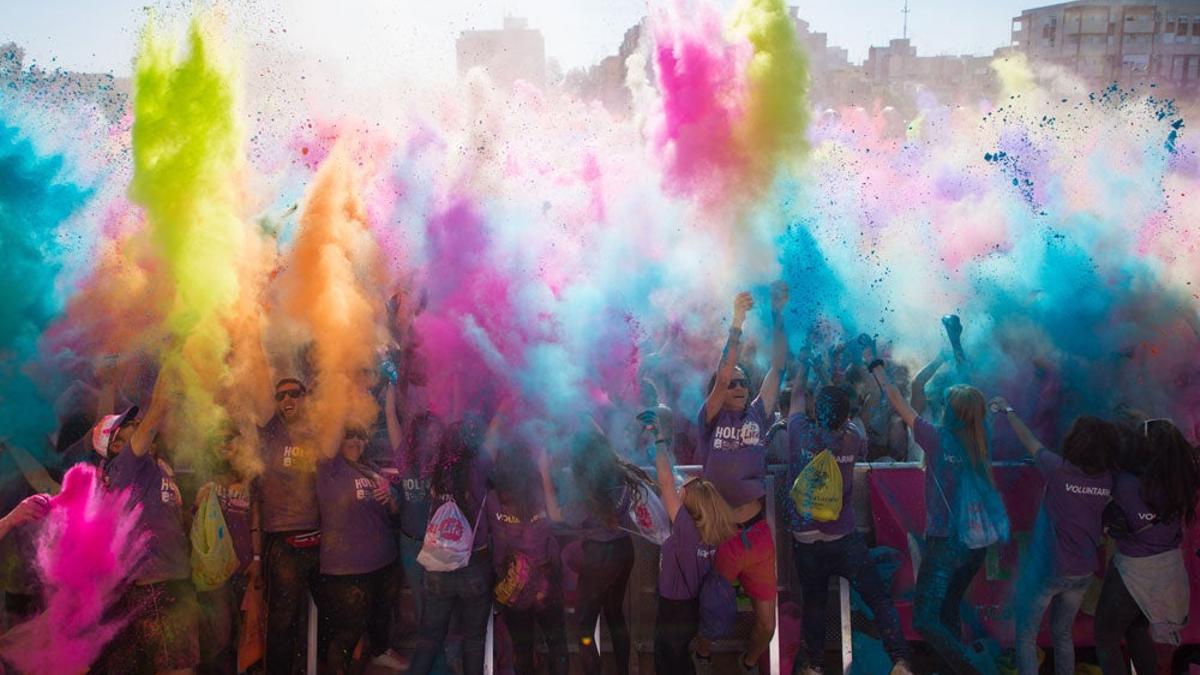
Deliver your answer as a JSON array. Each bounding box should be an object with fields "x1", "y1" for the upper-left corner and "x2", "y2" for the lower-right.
[
  {"x1": 944, "y1": 385, "x2": 995, "y2": 483},
  {"x1": 682, "y1": 479, "x2": 737, "y2": 546}
]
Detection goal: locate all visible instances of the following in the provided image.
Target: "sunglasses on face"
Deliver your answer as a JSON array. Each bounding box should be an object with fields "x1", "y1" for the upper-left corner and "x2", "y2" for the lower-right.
[
  {"x1": 275, "y1": 389, "x2": 305, "y2": 402},
  {"x1": 1142, "y1": 418, "x2": 1173, "y2": 436},
  {"x1": 727, "y1": 378, "x2": 749, "y2": 390},
  {"x1": 344, "y1": 429, "x2": 368, "y2": 441}
]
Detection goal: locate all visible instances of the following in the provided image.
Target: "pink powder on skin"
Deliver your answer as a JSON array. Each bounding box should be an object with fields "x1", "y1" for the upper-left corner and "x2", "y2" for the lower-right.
[{"x1": 0, "y1": 464, "x2": 147, "y2": 674}]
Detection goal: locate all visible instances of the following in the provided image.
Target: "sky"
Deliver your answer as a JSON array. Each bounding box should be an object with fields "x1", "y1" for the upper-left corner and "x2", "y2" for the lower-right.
[{"x1": 2, "y1": 0, "x2": 1031, "y2": 79}]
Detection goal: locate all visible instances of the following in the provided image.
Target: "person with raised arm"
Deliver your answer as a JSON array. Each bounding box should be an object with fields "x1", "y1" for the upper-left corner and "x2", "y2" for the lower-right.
[
  {"x1": 697, "y1": 283, "x2": 787, "y2": 674},
  {"x1": 98, "y1": 368, "x2": 199, "y2": 675},
  {"x1": 258, "y1": 377, "x2": 322, "y2": 674},
  {"x1": 870, "y1": 358, "x2": 1005, "y2": 675},
  {"x1": 786, "y1": 352, "x2": 914, "y2": 674},
  {"x1": 645, "y1": 407, "x2": 735, "y2": 675},
  {"x1": 1095, "y1": 418, "x2": 1200, "y2": 675},
  {"x1": 992, "y1": 398, "x2": 1117, "y2": 675}
]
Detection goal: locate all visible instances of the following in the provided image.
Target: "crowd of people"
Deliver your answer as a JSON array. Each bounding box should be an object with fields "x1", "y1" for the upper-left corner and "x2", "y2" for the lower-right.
[{"x1": 0, "y1": 283, "x2": 1198, "y2": 675}]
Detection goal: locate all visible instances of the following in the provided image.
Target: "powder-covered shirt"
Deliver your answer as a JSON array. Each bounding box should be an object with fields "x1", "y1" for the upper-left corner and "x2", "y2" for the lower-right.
[
  {"x1": 1112, "y1": 472, "x2": 1182, "y2": 558},
  {"x1": 696, "y1": 398, "x2": 769, "y2": 508},
  {"x1": 912, "y1": 416, "x2": 961, "y2": 539},
  {"x1": 786, "y1": 415, "x2": 866, "y2": 538},
  {"x1": 488, "y1": 490, "x2": 559, "y2": 609},
  {"x1": 1035, "y1": 448, "x2": 1111, "y2": 576},
  {"x1": 259, "y1": 415, "x2": 319, "y2": 533},
  {"x1": 658, "y1": 509, "x2": 715, "y2": 601},
  {"x1": 565, "y1": 485, "x2": 634, "y2": 543},
  {"x1": 107, "y1": 449, "x2": 190, "y2": 583},
  {"x1": 316, "y1": 456, "x2": 397, "y2": 575}
]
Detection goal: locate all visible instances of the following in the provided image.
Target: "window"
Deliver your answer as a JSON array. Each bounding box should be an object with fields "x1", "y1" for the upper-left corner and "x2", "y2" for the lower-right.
[
  {"x1": 1178, "y1": 16, "x2": 1189, "y2": 36},
  {"x1": 1166, "y1": 14, "x2": 1176, "y2": 33},
  {"x1": 1189, "y1": 57, "x2": 1200, "y2": 81}
]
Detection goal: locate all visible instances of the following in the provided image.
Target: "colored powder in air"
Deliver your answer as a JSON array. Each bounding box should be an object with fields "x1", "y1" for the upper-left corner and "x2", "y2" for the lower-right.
[
  {"x1": 729, "y1": 0, "x2": 810, "y2": 176},
  {"x1": 0, "y1": 464, "x2": 147, "y2": 674},
  {"x1": 129, "y1": 17, "x2": 248, "y2": 464},
  {"x1": 651, "y1": 0, "x2": 808, "y2": 208},
  {"x1": 0, "y1": 111, "x2": 90, "y2": 457},
  {"x1": 278, "y1": 144, "x2": 385, "y2": 455}
]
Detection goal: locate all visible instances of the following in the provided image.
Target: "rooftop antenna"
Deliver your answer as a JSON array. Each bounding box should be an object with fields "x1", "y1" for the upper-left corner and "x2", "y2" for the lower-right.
[{"x1": 902, "y1": 0, "x2": 910, "y2": 40}]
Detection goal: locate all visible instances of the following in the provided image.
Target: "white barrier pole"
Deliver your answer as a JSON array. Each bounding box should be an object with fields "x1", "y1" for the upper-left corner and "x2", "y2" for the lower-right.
[
  {"x1": 839, "y1": 577, "x2": 853, "y2": 673},
  {"x1": 307, "y1": 593, "x2": 318, "y2": 674},
  {"x1": 485, "y1": 608, "x2": 495, "y2": 675}
]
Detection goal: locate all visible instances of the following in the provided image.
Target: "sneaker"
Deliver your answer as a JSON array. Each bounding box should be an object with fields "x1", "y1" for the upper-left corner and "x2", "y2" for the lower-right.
[
  {"x1": 692, "y1": 652, "x2": 712, "y2": 675},
  {"x1": 369, "y1": 648, "x2": 405, "y2": 670}
]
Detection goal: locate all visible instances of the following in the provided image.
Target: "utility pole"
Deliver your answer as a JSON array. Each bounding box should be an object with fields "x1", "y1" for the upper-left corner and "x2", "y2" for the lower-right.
[{"x1": 902, "y1": 0, "x2": 910, "y2": 40}]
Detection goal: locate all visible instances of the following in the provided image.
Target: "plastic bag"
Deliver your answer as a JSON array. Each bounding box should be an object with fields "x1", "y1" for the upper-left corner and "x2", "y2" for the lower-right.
[
  {"x1": 956, "y1": 467, "x2": 1009, "y2": 550},
  {"x1": 790, "y1": 450, "x2": 843, "y2": 523},
  {"x1": 238, "y1": 584, "x2": 266, "y2": 672},
  {"x1": 622, "y1": 483, "x2": 671, "y2": 545},
  {"x1": 190, "y1": 485, "x2": 239, "y2": 591}
]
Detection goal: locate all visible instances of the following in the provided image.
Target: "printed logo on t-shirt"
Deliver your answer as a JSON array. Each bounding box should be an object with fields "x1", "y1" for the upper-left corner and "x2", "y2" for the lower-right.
[
  {"x1": 1064, "y1": 484, "x2": 1110, "y2": 497},
  {"x1": 215, "y1": 484, "x2": 250, "y2": 514},
  {"x1": 712, "y1": 420, "x2": 761, "y2": 451},
  {"x1": 1137, "y1": 511, "x2": 1157, "y2": 521},
  {"x1": 282, "y1": 445, "x2": 301, "y2": 468},
  {"x1": 697, "y1": 546, "x2": 716, "y2": 560},
  {"x1": 401, "y1": 476, "x2": 430, "y2": 500},
  {"x1": 353, "y1": 477, "x2": 375, "y2": 501},
  {"x1": 160, "y1": 476, "x2": 182, "y2": 506}
]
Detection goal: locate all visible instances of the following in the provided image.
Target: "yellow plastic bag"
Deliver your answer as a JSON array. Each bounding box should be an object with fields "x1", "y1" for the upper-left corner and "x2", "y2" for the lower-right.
[
  {"x1": 190, "y1": 484, "x2": 239, "y2": 591},
  {"x1": 790, "y1": 450, "x2": 843, "y2": 522}
]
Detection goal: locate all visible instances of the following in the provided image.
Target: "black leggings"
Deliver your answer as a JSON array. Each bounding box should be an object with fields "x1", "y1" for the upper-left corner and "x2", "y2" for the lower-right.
[
  {"x1": 501, "y1": 601, "x2": 569, "y2": 675},
  {"x1": 576, "y1": 536, "x2": 635, "y2": 675},
  {"x1": 318, "y1": 566, "x2": 390, "y2": 675},
  {"x1": 654, "y1": 596, "x2": 699, "y2": 675},
  {"x1": 1094, "y1": 562, "x2": 1157, "y2": 675}
]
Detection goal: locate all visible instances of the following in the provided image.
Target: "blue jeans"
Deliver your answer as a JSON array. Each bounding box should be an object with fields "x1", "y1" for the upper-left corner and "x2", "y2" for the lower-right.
[
  {"x1": 408, "y1": 555, "x2": 493, "y2": 675},
  {"x1": 1013, "y1": 566, "x2": 1091, "y2": 675},
  {"x1": 913, "y1": 536, "x2": 989, "y2": 675},
  {"x1": 791, "y1": 533, "x2": 911, "y2": 671},
  {"x1": 401, "y1": 532, "x2": 452, "y2": 674}
]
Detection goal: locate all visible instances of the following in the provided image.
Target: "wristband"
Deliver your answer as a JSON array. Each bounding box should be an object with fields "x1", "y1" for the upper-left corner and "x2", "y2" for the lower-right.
[
  {"x1": 655, "y1": 439, "x2": 668, "y2": 445},
  {"x1": 729, "y1": 326, "x2": 743, "y2": 338},
  {"x1": 867, "y1": 359, "x2": 886, "y2": 373},
  {"x1": 252, "y1": 555, "x2": 261, "y2": 561}
]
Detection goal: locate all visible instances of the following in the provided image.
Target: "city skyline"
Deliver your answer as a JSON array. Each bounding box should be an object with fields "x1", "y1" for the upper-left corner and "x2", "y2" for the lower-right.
[{"x1": 5, "y1": 0, "x2": 1029, "y2": 82}]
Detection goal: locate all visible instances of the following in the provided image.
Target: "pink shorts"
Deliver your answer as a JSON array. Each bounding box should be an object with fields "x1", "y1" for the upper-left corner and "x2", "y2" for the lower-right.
[{"x1": 714, "y1": 517, "x2": 777, "y2": 602}]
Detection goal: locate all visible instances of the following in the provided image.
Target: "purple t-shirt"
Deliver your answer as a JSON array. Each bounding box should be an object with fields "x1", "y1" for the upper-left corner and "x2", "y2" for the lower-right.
[
  {"x1": 697, "y1": 398, "x2": 769, "y2": 508},
  {"x1": 106, "y1": 450, "x2": 190, "y2": 583},
  {"x1": 912, "y1": 417, "x2": 960, "y2": 539},
  {"x1": 209, "y1": 482, "x2": 253, "y2": 568},
  {"x1": 488, "y1": 490, "x2": 560, "y2": 609},
  {"x1": 1112, "y1": 472, "x2": 1182, "y2": 558},
  {"x1": 658, "y1": 509, "x2": 715, "y2": 601},
  {"x1": 1035, "y1": 448, "x2": 1111, "y2": 576},
  {"x1": 786, "y1": 415, "x2": 866, "y2": 537},
  {"x1": 566, "y1": 485, "x2": 634, "y2": 542},
  {"x1": 259, "y1": 416, "x2": 319, "y2": 533},
  {"x1": 316, "y1": 456, "x2": 398, "y2": 575}
]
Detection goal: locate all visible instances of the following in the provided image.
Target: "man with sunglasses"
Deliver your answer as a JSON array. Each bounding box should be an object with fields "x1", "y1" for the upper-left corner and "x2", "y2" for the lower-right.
[{"x1": 259, "y1": 377, "x2": 322, "y2": 674}]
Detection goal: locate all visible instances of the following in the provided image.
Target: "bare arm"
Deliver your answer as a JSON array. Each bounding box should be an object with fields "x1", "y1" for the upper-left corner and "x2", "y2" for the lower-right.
[
  {"x1": 869, "y1": 362, "x2": 918, "y2": 428},
  {"x1": 991, "y1": 397, "x2": 1043, "y2": 456},
  {"x1": 129, "y1": 369, "x2": 171, "y2": 457},
  {"x1": 537, "y1": 451, "x2": 564, "y2": 522},
  {"x1": 757, "y1": 282, "x2": 790, "y2": 417},
  {"x1": 787, "y1": 350, "x2": 810, "y2": 419},
  {"x1": 702, "y1": 292, "x2": 753, "y2": 425},
  {"x1": 384, "y1": 382, "x2": 403, "y2": 453},
  {"x1": 646, "y1": 412, "x2": 683, "y2": 522},
  {"x1": 910, "y1": 355, "x2": 946, "y2": 416}
]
